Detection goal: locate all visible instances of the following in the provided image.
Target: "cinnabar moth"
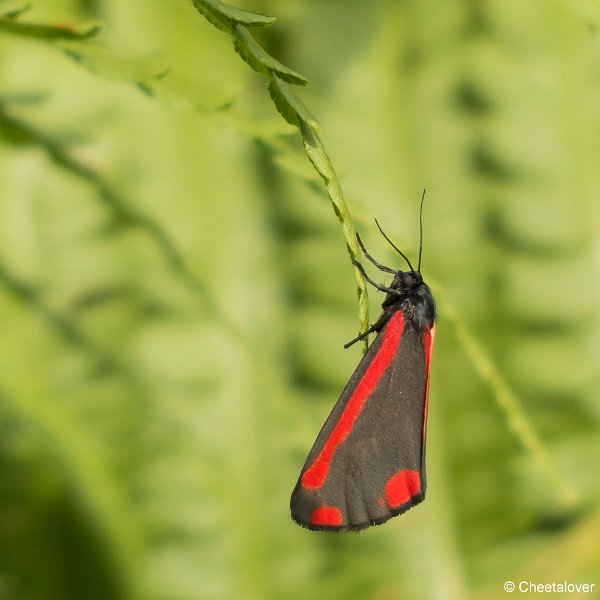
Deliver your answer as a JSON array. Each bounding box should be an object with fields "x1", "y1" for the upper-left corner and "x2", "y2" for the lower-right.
[{"x1": 291, "y1": 194, "x2": 436, "y2": 531}]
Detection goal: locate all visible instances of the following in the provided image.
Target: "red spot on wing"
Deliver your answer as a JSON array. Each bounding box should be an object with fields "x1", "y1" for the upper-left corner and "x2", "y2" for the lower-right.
[
  {"x1": 385, "y1": 469, "x2": 421, "y2": 508},
  {"x1": 302, "y1": 311, "x2": 406, "y2": 489},
  {"x1": 422, "y1": 325, "x2": 435, "y2": 443},
  {"x1": 310, "y1": 505, "x2": 344, "y2": 526}
]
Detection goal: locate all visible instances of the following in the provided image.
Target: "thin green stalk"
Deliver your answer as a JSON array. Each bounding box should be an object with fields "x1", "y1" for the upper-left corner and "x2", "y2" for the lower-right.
[
  {"x1": 442, "y1": 301, "x2": 578, "y2": 506},
  {"x1": 190, "y1": 0, "x2": 370, "y2": 350}
]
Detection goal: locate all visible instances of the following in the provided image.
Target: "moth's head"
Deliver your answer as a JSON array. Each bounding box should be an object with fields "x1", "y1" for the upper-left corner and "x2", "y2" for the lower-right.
[{"x1": 398, "y1": 270, "x2": 423, "y2": 289}]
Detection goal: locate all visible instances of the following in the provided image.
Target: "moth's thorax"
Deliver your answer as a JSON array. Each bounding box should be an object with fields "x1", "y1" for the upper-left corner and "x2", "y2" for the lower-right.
[{"x1": 383, "y1": 272, "x2": 436, "y2": 331}]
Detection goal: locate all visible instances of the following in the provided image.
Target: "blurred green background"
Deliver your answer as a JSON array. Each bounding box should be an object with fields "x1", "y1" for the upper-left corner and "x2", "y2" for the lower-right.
[{"x1": 1, "y1": 0, "x2": 599, "y2": 599}]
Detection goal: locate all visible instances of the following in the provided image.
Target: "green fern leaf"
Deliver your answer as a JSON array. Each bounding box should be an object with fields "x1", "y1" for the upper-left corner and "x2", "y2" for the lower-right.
[
  {"x1": 200, "y1": 0, "x2": 276, "y2": 27},
  {"x1": 190, "y1": 0, "x2": 231, "y2": 33},
  {"x1": 267, "y1": 78, "x2": 316, "y2": 128},
  {"x1": 0, "y1": 17, "x2": 101, "y2": 40},
  {"x1": 233, "y1": 25, "x2": 307, "y2": 85}
]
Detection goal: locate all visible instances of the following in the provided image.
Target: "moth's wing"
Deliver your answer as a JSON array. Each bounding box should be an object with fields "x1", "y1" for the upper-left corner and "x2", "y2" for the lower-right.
[{"x1": 290, "y1": 311, "x2": 435, "y2": 531}]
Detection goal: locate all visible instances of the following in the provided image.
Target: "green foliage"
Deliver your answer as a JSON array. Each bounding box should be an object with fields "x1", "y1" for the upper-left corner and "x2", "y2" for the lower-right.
[
  {"x1": 0, "y1": 5, "x2": 100, "y2": 40},
  {"x1": 232, "y1": 25, "x2": 307, "y2": 86},
  {"x1": 0, "y1": 1, "x2": 31, "y2": 19},
  {"x1": 190, "y1": 0, "x2": 369, "y2": 345},
  {"x1": 191, "y1": 0, "x2": 276, "y2": 32},
  {"x1": 0, "y1": 1, "x2": 599, "y2": 600}
]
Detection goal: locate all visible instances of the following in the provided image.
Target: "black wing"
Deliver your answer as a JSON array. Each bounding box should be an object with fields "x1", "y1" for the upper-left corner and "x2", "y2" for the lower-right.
[{"x1": 291, "y1": 310, "x2": 434, "y2": 531}]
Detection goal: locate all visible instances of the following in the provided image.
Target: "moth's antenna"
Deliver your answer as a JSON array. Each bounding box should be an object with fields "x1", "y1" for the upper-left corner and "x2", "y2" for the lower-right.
[
  {"x1": 375, "y1": 219, "x2": 415, "y2": 272},
  {"x1": 417, "y1": 188, "x2": 426, "y2": 273}
]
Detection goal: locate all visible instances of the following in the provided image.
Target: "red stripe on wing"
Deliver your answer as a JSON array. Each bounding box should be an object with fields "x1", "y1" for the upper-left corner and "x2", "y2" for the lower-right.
[
  {"x1": 302, "y1": 310, "x2": 406, "y2": 490},
  {"x1": 422, "y1": 325, "x2": 435, "y2": 443}
]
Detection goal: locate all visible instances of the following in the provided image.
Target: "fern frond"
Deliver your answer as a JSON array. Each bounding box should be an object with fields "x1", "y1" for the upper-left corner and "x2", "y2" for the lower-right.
[{"x1": 190, "y1": 0, "x2": 370, "y2": 348}]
